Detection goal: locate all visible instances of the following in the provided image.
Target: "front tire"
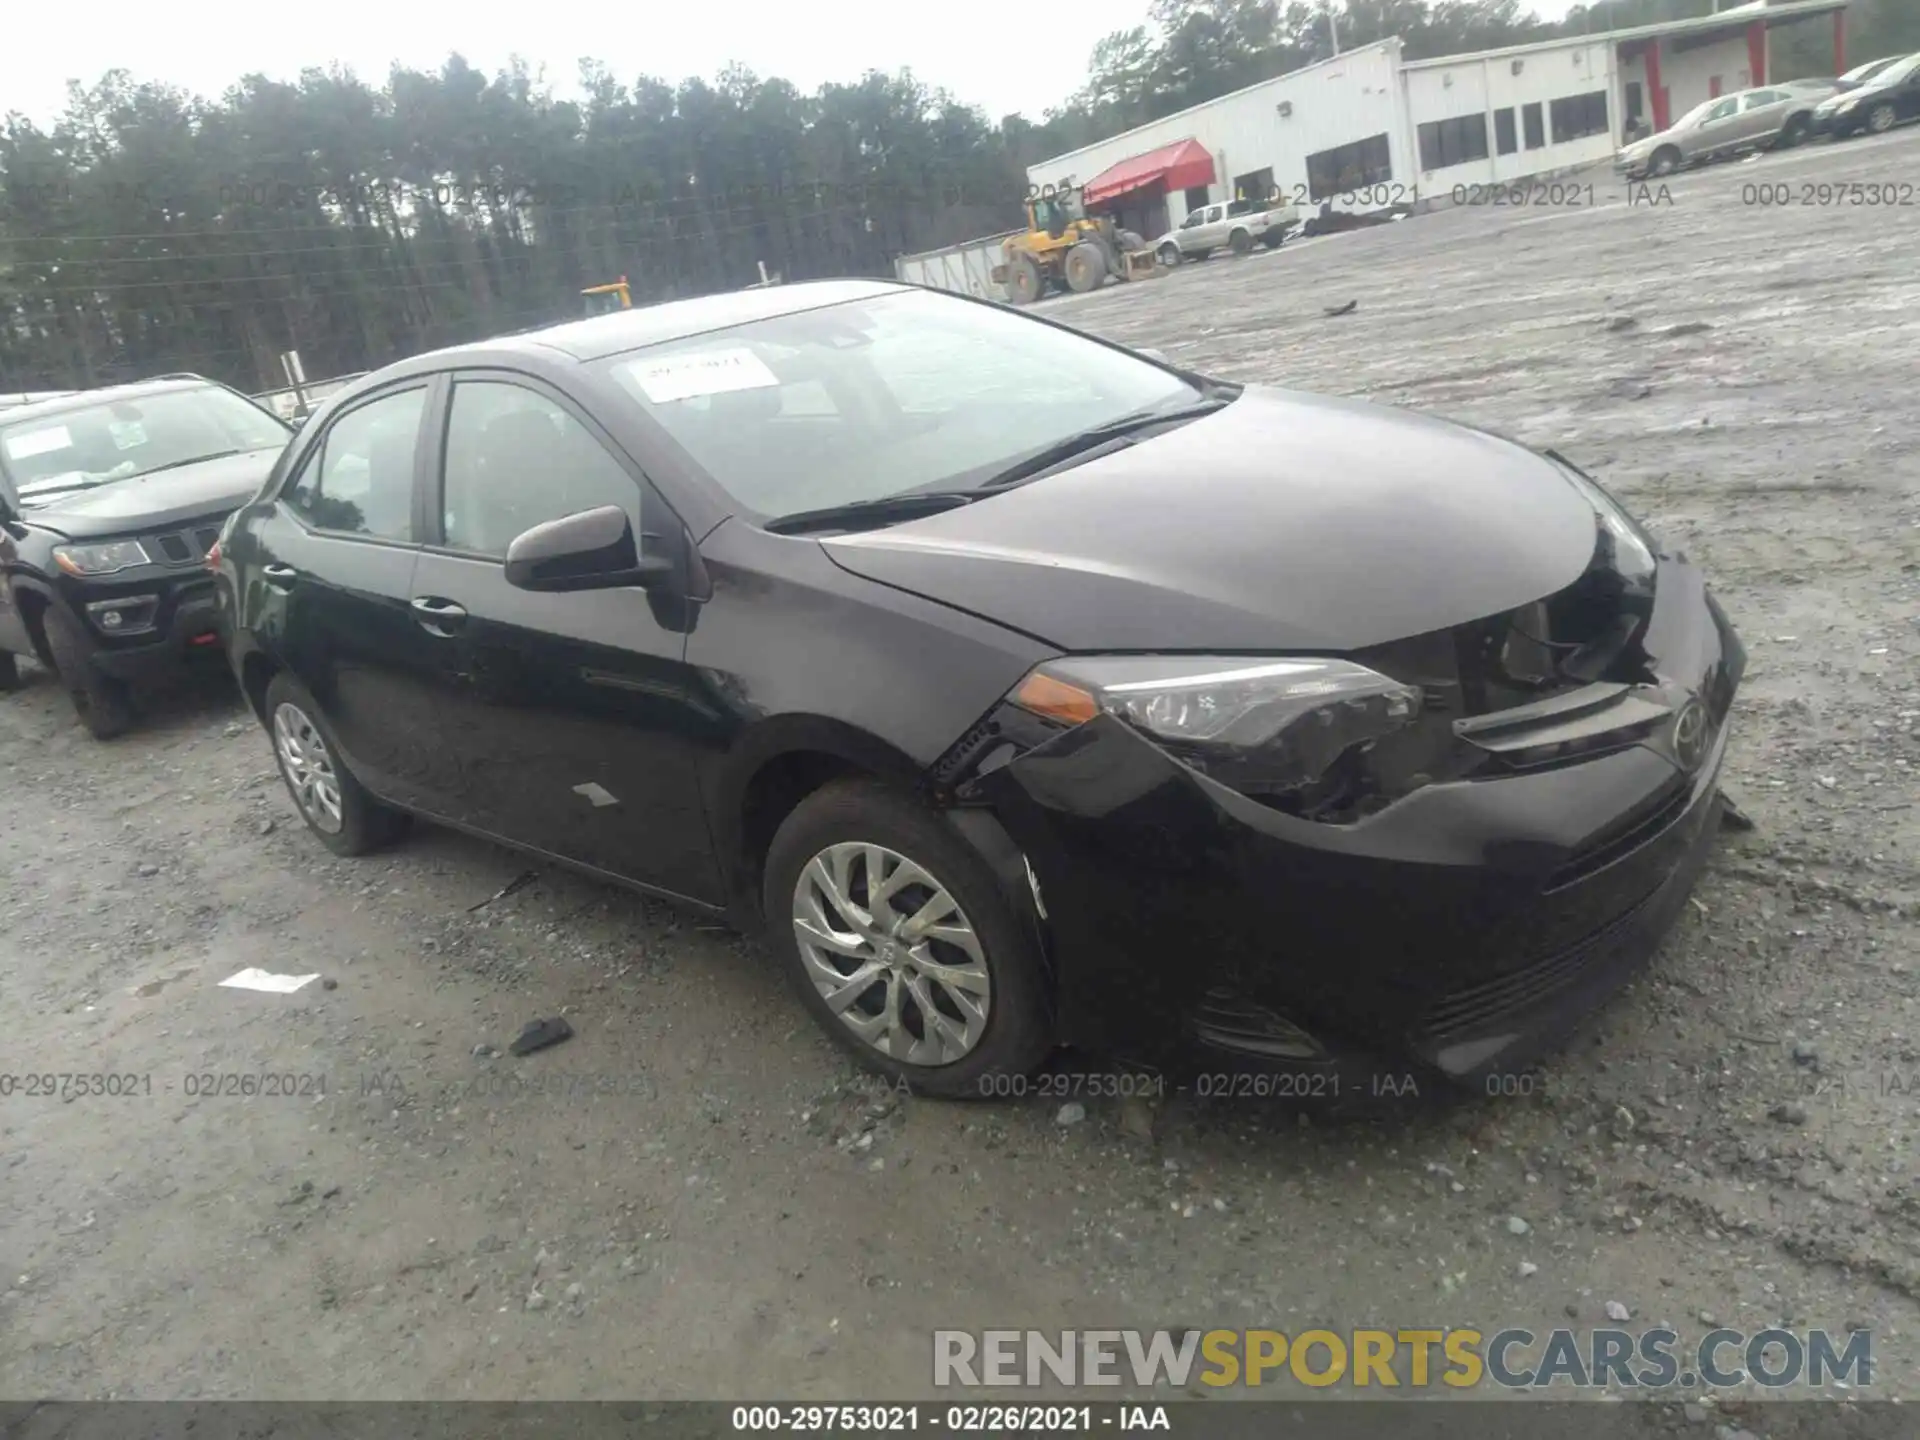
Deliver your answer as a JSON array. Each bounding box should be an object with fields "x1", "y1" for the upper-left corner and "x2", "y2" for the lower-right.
[
  {"x1": 43, "y1": 607, "x2": 132, "y2": 740},
  {"x1": 1866, "y1": 103, "x2": 1897, "y2": 135},
  {"x1": 1649, "y1": 146, "x2": 1681, "y2": 177},
  {"x1": 264, "y1": 672, "x2": 410, "y2": 856},
  {"x1": 1157, "y1": 242, "x2": 1182, "y2": 267},
  {"x1": 1003, "y1": 251, "x2": 1044, "y2": 305},
  {"x1": 763, "y1": 779, "x2": 1052, "y2": 1098}
]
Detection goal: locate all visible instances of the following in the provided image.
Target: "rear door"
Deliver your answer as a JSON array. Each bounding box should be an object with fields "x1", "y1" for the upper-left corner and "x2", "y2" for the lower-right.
[
  {"x1": 405, "y1": 370, "x2": 723, "y2": 904},
  {"x1": 242, "y1": 380, "x2": 451, "y2": 810},
  {"x1": 1692, "y1": 95, "x2": 1743, "y2": 157},
  {"x1": 1738, "y1": 88, "x2": 1792, "y2": 142}
]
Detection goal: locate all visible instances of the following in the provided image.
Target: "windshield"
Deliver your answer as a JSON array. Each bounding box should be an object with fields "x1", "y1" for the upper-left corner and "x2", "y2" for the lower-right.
[
  {"x1": 1862, "y1": 54, "x2": 1920, "y2": 89},
  {"x1": 1671, "y1": 98, "x2": 1718, "y2": 130},
  {"x1": 0, "y1": 385, "x2": 290, "y2": 504},
  {"x1": 599, "y1": 288, "x2": 1197, "y2": 521}
]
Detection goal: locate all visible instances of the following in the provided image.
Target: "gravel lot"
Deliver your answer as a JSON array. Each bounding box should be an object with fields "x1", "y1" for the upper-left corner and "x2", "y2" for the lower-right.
[{"x1": 2, "y1": 128, "x2": 1916, "y2": 1415}]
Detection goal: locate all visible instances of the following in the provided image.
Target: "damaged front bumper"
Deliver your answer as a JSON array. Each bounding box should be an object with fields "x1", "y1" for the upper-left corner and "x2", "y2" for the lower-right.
[{"x1": 937, "y1": 559, "x2": 1746, "y2": 1094}]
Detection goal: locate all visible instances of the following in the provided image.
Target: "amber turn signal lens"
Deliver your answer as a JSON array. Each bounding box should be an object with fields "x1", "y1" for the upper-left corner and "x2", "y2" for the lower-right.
[{"x1": 1012, "y1": 671, "x2": 1100, "y2": 727}]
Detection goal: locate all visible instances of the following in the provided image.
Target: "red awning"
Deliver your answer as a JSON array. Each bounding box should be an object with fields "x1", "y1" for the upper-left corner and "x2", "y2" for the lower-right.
[{"x1": 1080, "y1": 138, "x2": 1216, "y2": 207}]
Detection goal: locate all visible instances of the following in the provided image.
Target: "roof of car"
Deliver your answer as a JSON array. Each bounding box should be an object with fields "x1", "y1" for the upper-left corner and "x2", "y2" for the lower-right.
[
  {"x1": 443, "y1": 278, "x2": 911, "y2": 365},
  {"x1": 0, "y1": 377, "x2": 221, "y2": 426}
]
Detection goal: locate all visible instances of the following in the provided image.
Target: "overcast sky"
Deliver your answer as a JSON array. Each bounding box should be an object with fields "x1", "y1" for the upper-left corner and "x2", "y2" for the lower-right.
[{"x1": 3, "y1": 0, "x2": 1589, "y2": 133}]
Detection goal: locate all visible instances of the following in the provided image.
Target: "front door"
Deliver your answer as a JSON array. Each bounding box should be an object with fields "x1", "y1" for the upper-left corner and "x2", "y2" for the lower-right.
[
  {"x1": 406, "y1": 371, "x2": 724, "y2": 904},
  {"x1": 1694, "y1": 95, "x2": 1743, "y2": 157}
]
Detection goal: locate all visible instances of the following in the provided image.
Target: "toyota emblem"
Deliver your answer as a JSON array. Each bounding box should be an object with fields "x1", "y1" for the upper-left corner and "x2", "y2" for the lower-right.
[{"x1": 1672, "y1": 699, "x2": 1710, "y2": 772}]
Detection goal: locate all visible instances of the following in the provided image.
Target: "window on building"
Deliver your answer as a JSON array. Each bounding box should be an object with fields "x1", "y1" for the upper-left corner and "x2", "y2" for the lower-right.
[
  {"x1": 1417, "y1": 113, "x2": 1491, "y2": 171},
  {"x1": 1305, "y1": 133, "x2": 1393, "y2": 200},
  {"x1": 1549, "y1": 90, "x2": 1609, "y2": 143},
  {"x1": 1522, "y1": 102, "x2": 1546, "y2": 148},
  {"x1": 1494, "y1": 108, "x2": 1518, "y2": 155},
  {"x1": 1232, "y1": 167, "x2": 1275, "y2": 207},
  {"x1": 1625, "y1": 81, "x2": 1644, "y2": 122}
]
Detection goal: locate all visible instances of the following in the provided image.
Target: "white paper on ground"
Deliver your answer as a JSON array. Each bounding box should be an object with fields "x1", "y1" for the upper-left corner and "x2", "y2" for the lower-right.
[
  {"x1": 219, "y1": 968, "x2": 321, "y2": 994},
  {"x1": 628, "y1": 347, "x2": 779, "y2": 404}
]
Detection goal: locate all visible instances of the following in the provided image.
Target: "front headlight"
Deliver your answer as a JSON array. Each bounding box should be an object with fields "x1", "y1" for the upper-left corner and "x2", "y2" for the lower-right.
[
  {"x1": 53, "y1": 539, "x2": 152, "y2": 576},
  {"x1": 1010, "y1": 655, "x2": 1424, "y2": 803}
]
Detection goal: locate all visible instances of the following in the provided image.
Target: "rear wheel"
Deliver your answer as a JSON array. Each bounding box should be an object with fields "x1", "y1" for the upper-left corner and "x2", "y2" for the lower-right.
[
  {"x1": 1866, "y1": 102, "x2": 1897, "y2": 135},
  {"x1": 1003, "y1": 250, "x2": 1043, "y2": 305},
  {"x1": 763, "y1": 779, "x2": 1052, "y2": 1098},
  {"x1": 1064, "y1": 241, "x2": 1107, "y2": 293},
  {"x1": 1229, "y1": 228, "x2": 1254, "y2": 255},
  {"x1": 264, "y1": 672, "x2": 410, "y2": 856},
  {"x1": 1776, "y1": 113, "x2": 1811, "y2": 148},
  {"x1": 43, "y1": 607, "x2": 132, "y2": 740}
]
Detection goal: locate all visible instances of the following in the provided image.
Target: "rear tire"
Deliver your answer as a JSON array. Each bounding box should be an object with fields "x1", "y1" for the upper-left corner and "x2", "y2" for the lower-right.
[
  {"x1": 763, "y1": 778, "x2": 1052, "y2": 1099},
  {"x1": 1776, "y1": 113, "x2": 1811, "y2": 148},
  {"x1": 1064, "y1": 241, "x2": 1107, "y2": 293},
  {"x1": 43, "y1": 607, "x2": 132, "y2": 740},
  {"x1": 1229, "y1": 228, "x2": 1253, "y2": 255},
  {"x1": 1003, "y1": 251, "x2": 1044, "y2": 305},
  {"x1": 263, "y1": 672, "x2": 410, "y2": 857}
]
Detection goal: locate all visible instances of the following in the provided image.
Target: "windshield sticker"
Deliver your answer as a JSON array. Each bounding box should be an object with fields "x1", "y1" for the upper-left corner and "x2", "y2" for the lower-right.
[
  {"x1": 629, "y1": 347, "x2": 779, "y2": 404},
  {"x1": 4, "y1": 425, "x2": 73, "y2": 460},
  {"x1": 108, "y1": 420, "x2": 148, "y2": 449}
]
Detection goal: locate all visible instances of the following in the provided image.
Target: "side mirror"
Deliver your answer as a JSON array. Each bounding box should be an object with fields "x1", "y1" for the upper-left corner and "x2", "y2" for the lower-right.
[{"x1": 503, "y1": 505, "x2": 672, "y2": 593}]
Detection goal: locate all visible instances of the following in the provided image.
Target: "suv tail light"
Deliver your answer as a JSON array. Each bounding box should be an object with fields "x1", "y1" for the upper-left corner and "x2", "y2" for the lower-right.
[{"x1": 204, "y1": 539, "x2": 222, "y2": 571}]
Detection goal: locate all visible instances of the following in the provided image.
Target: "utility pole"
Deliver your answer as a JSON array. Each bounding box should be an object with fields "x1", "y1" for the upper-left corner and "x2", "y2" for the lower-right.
[{"x1": 1327, "y1": 1, "x2": 1341, "y2": 56}]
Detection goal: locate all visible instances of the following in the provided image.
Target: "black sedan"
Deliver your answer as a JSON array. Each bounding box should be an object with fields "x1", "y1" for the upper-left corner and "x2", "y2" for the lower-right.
[
  {"x1": 1812, "y1": 52, "x2": 1920, "y2": 137},
  {"x1": 213, "y1": 279, "x2": 1744, "y2": 1099}
]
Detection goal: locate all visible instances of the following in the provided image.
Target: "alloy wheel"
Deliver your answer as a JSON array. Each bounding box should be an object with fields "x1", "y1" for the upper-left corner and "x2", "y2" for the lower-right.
[
  {"x1": 273, "y1": 701, "x2": 344, "y2": 834},
  {"x1": 790, "y1": 841, "x2": 991, "y2": 1066},
  {"x1": 1867, "y1": 104, "x2": 1896, "y2": 135}
]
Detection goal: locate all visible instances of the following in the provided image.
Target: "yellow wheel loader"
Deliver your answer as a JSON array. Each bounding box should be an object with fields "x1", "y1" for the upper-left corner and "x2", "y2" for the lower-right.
[
  {"x1": 991, "y1": 188, "x2": 1157, "y2": 305},
  {"x1": 581, "y1": 277, "x2": 632, "y2": 315}
]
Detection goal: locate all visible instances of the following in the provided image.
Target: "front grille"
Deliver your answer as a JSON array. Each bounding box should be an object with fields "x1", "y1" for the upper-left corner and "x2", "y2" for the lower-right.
[
  {"x1": 145, "y1": 519, "x2": 225, "y2": 568},
  {"x1": 1543, "y1": 776, "x2": 1691, "y2": 894},
  {"x1": 1417, "y1": 885, "x2": 1662, "y2": 1041}
]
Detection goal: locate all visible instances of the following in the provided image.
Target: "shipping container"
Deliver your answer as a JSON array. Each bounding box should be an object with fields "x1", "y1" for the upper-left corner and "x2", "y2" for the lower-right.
[{"x1": 892, "y1": 231, "x2": 1022, "y2": 300}]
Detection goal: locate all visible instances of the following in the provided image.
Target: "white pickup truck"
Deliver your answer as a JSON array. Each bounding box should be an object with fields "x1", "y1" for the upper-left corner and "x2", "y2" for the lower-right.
[{"x1": 1152, "y1": 197, "x2": 1301, "y2": 265}]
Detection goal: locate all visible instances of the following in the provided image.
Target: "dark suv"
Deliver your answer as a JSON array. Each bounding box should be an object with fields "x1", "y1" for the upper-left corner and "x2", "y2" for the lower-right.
[{"x1": 0, "y1": 376, "x2": 293, "y2": 737}]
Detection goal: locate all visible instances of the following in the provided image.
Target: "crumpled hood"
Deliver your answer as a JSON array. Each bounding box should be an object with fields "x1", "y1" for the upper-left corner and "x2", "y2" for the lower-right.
[
  {"x1": 821, "y1": 385, "x2": 1603, "y2": 653},
  {"x1": 16, "y1": 448, "x2": 280, "y2": 539}
]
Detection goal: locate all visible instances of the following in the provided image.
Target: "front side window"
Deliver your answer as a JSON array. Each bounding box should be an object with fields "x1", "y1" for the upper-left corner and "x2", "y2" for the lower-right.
[
  {"x1": 286, "y1": 387, "x2": 424, "y2": 542},
  {"x1": 439, "y1": 380, "x2": 640, "y2": 557},
  {"x1": 0, "y1": 385, "x2": 290, "y2": 505},
  {"x1": 599, "y1": 289, "x2": 1196, "y2": 521}
]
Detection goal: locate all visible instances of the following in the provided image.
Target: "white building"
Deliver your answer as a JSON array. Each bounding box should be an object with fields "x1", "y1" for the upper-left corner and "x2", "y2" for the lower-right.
[{"x1": 1024, "y1": 0, "x2": 1850, "y2": 236}]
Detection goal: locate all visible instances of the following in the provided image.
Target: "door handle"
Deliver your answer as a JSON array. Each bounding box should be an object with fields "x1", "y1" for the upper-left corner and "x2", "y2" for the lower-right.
[
  {"x1": 261, "y1": 563, "x2": 298, "y2": 590},
  {"x1": 410, "y1": 596, "x2": 468, "y2": 634}
]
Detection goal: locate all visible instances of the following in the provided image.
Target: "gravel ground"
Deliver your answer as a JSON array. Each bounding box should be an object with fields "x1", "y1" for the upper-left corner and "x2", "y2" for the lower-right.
[{"x1": 1, "y1": 128, "x2": 1916, "y2": 1416}]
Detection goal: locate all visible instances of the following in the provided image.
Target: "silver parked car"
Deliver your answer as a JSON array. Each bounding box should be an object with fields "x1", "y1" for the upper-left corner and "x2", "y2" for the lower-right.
[
  {"x1": 1152, "y1": 197, "x2": 1301, "y2": 264},
  {"x1": 1615, "y1": 82, "x2": 1834, "y2": 178}
]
